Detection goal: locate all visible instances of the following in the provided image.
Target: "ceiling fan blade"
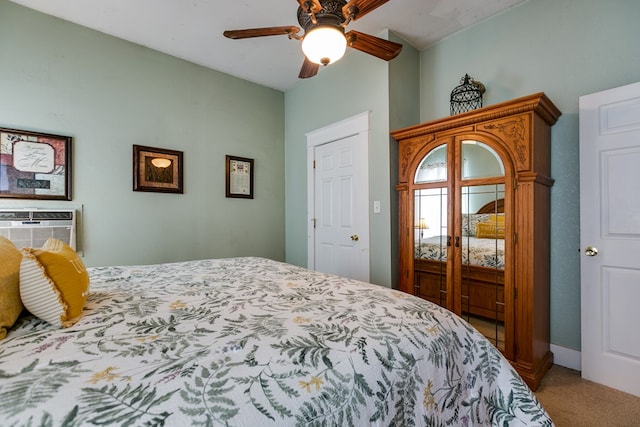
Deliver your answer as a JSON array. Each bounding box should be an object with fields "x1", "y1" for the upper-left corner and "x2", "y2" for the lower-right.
[
  {"x1": 299, "y1": 57, "x2": 320, "y2": 79},
  {"x1": 342, "y1": 0, "x2": 389, "y2": 21},
  {"x1": 346, "y1": 30, "x2": 402, "y2": 61},
  {"x1": 297, "y1": 0, "x2": 322, "y2": 13},
  {"x1": 223, "y1": 26, "x2": 300, "y2": 39}
]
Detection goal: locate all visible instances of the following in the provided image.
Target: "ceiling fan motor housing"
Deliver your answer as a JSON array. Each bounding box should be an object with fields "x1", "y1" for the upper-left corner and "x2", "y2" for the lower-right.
[{"x1": 297, "y1": 0, "x2": 347, "y2": 32}]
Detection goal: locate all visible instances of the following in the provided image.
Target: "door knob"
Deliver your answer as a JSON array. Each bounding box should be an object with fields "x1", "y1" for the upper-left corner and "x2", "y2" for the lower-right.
[
  {"x1": 350, "y1": 234, "x2": 359, "y2": 241},
  {"x1": 585, "y1": 246, "x2": 598, "y2": 257}
]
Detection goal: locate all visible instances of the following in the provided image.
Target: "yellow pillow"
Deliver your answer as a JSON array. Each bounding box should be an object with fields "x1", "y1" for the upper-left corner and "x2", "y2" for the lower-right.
[
  {"x1": 0, "y1": 236, "x2": 23, "y2": 339},
  {"x1": 20, "y1": 238, "x2": 90, "y2": 327},
  {"x1": 489, "y1": 213, "x2": 505, "y2": 225},
  {"x1": 476, "y1": 221, "x2": 505, "y2": 239}
]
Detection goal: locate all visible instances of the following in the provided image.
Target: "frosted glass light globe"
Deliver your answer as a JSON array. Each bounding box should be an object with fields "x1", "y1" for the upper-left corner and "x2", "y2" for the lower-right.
[{"x1": 302, "y1": 26, "x2": 347, "y2": 66}]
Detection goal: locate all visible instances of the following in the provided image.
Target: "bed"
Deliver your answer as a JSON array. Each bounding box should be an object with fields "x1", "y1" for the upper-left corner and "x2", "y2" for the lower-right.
[{"x1": 0, "y1": 256, "x2": 550, "y2": 426}]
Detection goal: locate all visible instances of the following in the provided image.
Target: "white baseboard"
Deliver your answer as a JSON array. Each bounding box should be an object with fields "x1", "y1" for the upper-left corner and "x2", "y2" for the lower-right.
[{"x1": 550, "y1": 344, "x2": 581, "y2": 371}]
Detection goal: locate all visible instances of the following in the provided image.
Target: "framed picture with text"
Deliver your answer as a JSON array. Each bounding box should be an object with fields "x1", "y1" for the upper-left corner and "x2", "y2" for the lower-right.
[
  {"x1": 0, "y1": 127, "x2": 72, "y2": 200},
  {"x1": 225, "y1": 155, "x2": 253, "y2": 199},
  {"x1": 133, "y1": 145, "x2": 184, "y2": 194}
]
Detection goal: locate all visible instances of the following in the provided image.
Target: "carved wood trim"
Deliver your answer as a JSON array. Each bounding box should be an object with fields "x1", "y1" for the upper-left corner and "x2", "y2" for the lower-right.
[
  {"x1": 396, "y1": 183, "x2": 408, "y2": 192},
  {"x1": 398, "y1": 135, "x2": 434, "y2": 183},
  {"x1": 517, "y1": 171, "x2": 554, "y2": 187},
  {"x1": 390, "y1": 92, "x2": 560, "y2": 142},
  {"x1": 481, "y1": 116, "x2": 530, "y2": 170}
]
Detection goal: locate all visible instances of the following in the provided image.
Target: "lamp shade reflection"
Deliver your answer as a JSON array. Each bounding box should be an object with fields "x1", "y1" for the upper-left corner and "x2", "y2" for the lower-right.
[
  {"x1": 415, "y1": 218, "x2": 429, "y2": 230},
  {"x1": 151, "y1": 158, "x2": 172, "y2": 168},
  {"x1": 416, "y1": 218, "x2": 429, "y2": 239}
]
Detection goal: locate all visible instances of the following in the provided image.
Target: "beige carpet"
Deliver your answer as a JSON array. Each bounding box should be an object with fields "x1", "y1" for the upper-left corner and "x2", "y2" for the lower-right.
[{"x1": 534, "y1": 365, "x2": 640, "y2": 426}]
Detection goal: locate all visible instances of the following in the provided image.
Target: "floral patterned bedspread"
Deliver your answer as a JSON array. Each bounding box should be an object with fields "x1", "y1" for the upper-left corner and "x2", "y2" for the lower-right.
[
  {"x1": 416, "y1": 236, "x2": 505, "y2": 269},
  {"x1": 0, "y1": 257, "x2": 551, "y2": 426}
]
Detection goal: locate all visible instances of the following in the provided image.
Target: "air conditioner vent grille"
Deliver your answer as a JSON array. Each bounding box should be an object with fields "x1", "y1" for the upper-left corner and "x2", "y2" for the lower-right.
[
  {"x1": 0, "y1": 211, "x2": 30, "y2": 220},
  {"x1": 31, "y1": 211, "x2": 73, "y2": 220},
  {"x1": 0, "y1": 209, "x2": 76, "y2": 250}
]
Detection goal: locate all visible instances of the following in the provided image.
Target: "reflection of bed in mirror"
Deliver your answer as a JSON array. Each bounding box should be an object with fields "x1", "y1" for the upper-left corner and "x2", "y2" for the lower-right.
[{"x1": 414, "y1": 199, "x2": 505, "y2": 320}]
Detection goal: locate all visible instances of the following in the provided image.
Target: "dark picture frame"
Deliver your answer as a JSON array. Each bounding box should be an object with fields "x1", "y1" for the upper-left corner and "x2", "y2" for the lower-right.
[
  {"x1": 0, "y1": 127, "x2": 72, "y2": 200},
  {"x1": 225, "y1": 155, "x2": 254, "y2": 199},
  {"x1": 133, "y1": 145, "x2": 184, "y2": 194}
]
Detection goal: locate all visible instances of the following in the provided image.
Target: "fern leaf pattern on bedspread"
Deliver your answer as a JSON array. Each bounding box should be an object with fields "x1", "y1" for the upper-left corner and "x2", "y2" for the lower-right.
[{"x1": 0, "y1": 257, "x2": 551, "y2": 426}]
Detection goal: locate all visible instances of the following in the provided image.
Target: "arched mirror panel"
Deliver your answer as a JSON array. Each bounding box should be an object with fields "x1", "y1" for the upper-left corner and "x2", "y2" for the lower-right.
[
  {"x1": 461, "y1": 140, "x2": 505, "y2": 179},
  {"x1": 415, "y1": 144, "x2": 447, "y2": 184}
]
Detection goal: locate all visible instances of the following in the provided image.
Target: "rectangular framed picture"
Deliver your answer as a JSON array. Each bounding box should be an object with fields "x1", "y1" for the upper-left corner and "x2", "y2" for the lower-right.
[
  {"x1": 0, "y1": 127, "x2": 72, "y2": 200},
  {"x1": 226, "y1": 155, "x2": 254, "y2": 199},
  {"x1": 133, "y1": 145, "x2": 184, "y2": 194}
]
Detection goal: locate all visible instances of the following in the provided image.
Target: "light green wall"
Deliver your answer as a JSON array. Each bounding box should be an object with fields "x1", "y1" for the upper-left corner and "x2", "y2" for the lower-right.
[
  {"x1": 0, "y1": 1, "x2": 285, "y2": 267},
  {"x1": 419, "y1": 0, "x2": 640, "y2": 351},
  {"x1": 5, "y1": 0, "x2": 638, "y2": 353},
  {"x1": 284, "y1": 31, "x2": 419, "y2": 287},
  {"x1": 284, "y1": 0, "x2": 640, "y2": 351},
  {"x1": 388, "y1": 32, "x2": 421, "y2": 288}
]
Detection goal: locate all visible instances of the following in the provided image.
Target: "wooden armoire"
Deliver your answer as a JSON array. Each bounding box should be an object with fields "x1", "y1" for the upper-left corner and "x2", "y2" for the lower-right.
[{"x1": 391, "y1": 93, "x2": 561, "y2": 390}]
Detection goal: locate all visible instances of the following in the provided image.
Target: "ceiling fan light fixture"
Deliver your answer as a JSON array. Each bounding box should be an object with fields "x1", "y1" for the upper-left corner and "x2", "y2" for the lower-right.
[{"x1": 301, "y1": 25, "x2": 346, "y2": 66}]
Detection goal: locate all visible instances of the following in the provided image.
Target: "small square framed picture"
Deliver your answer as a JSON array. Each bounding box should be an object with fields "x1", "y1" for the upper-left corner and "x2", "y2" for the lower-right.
[{"x1": 133, "y1": 145, "x2": 183, "y2": 194}]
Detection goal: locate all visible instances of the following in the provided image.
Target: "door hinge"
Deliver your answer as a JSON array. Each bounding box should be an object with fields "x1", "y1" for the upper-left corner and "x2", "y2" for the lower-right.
[
  {"x1": 313, "y1": 160, "x2": 316, "y2": 169},
  {"x1": 312, "y1": 218, "x2": 317, "y2": 229}
]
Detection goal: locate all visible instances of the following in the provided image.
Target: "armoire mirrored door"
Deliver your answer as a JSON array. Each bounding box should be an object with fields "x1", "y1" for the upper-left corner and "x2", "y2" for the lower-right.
[
  {"x1": 413, "y1": 139, "x2": 509, "y2": 351},
  {"x1": 413, "y1": 144, "x2": 449, "y2": 308}
]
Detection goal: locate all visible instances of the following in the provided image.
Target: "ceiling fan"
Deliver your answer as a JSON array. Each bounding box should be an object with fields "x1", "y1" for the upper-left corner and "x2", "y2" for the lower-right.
[{"x1": 223, "y1": 0, "x2": 403, "y2": 79}]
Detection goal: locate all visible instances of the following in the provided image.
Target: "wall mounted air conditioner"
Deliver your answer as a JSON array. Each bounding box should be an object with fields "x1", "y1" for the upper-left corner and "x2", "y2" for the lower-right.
[{"x1": 0, "y1": 209, "x2": 76, "y2": 250}]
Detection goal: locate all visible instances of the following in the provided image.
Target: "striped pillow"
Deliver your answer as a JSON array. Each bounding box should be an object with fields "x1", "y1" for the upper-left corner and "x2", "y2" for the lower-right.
[{"x1": 20, "y1": 238, "x2": 89, "y2": 327}]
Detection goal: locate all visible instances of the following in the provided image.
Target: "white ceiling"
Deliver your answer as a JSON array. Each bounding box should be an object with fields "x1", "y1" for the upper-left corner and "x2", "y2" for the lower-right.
[{"x1": 10, "y1": 0, "x2": 527, "y2": 92}]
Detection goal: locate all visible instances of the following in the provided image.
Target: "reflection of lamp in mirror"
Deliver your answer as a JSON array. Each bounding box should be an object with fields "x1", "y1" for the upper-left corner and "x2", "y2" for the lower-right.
[
  {"x1": 151, "y1": 158, "x2": 172, "y2": 168},
  {"x1": 415, "y1": 218, "x2": 429, "y2": 237}
]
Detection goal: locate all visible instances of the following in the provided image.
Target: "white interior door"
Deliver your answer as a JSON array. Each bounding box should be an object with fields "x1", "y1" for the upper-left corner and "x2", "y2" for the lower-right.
[
  {"x1": 579, "y1": 81, "x2": 640, "y2": 397},
  {"x1": 314, "y1": 136, "x2": 369, "y2": 280},
  {"x1": 306, "y1": 112, "x2": 370, "y2": 282}
]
